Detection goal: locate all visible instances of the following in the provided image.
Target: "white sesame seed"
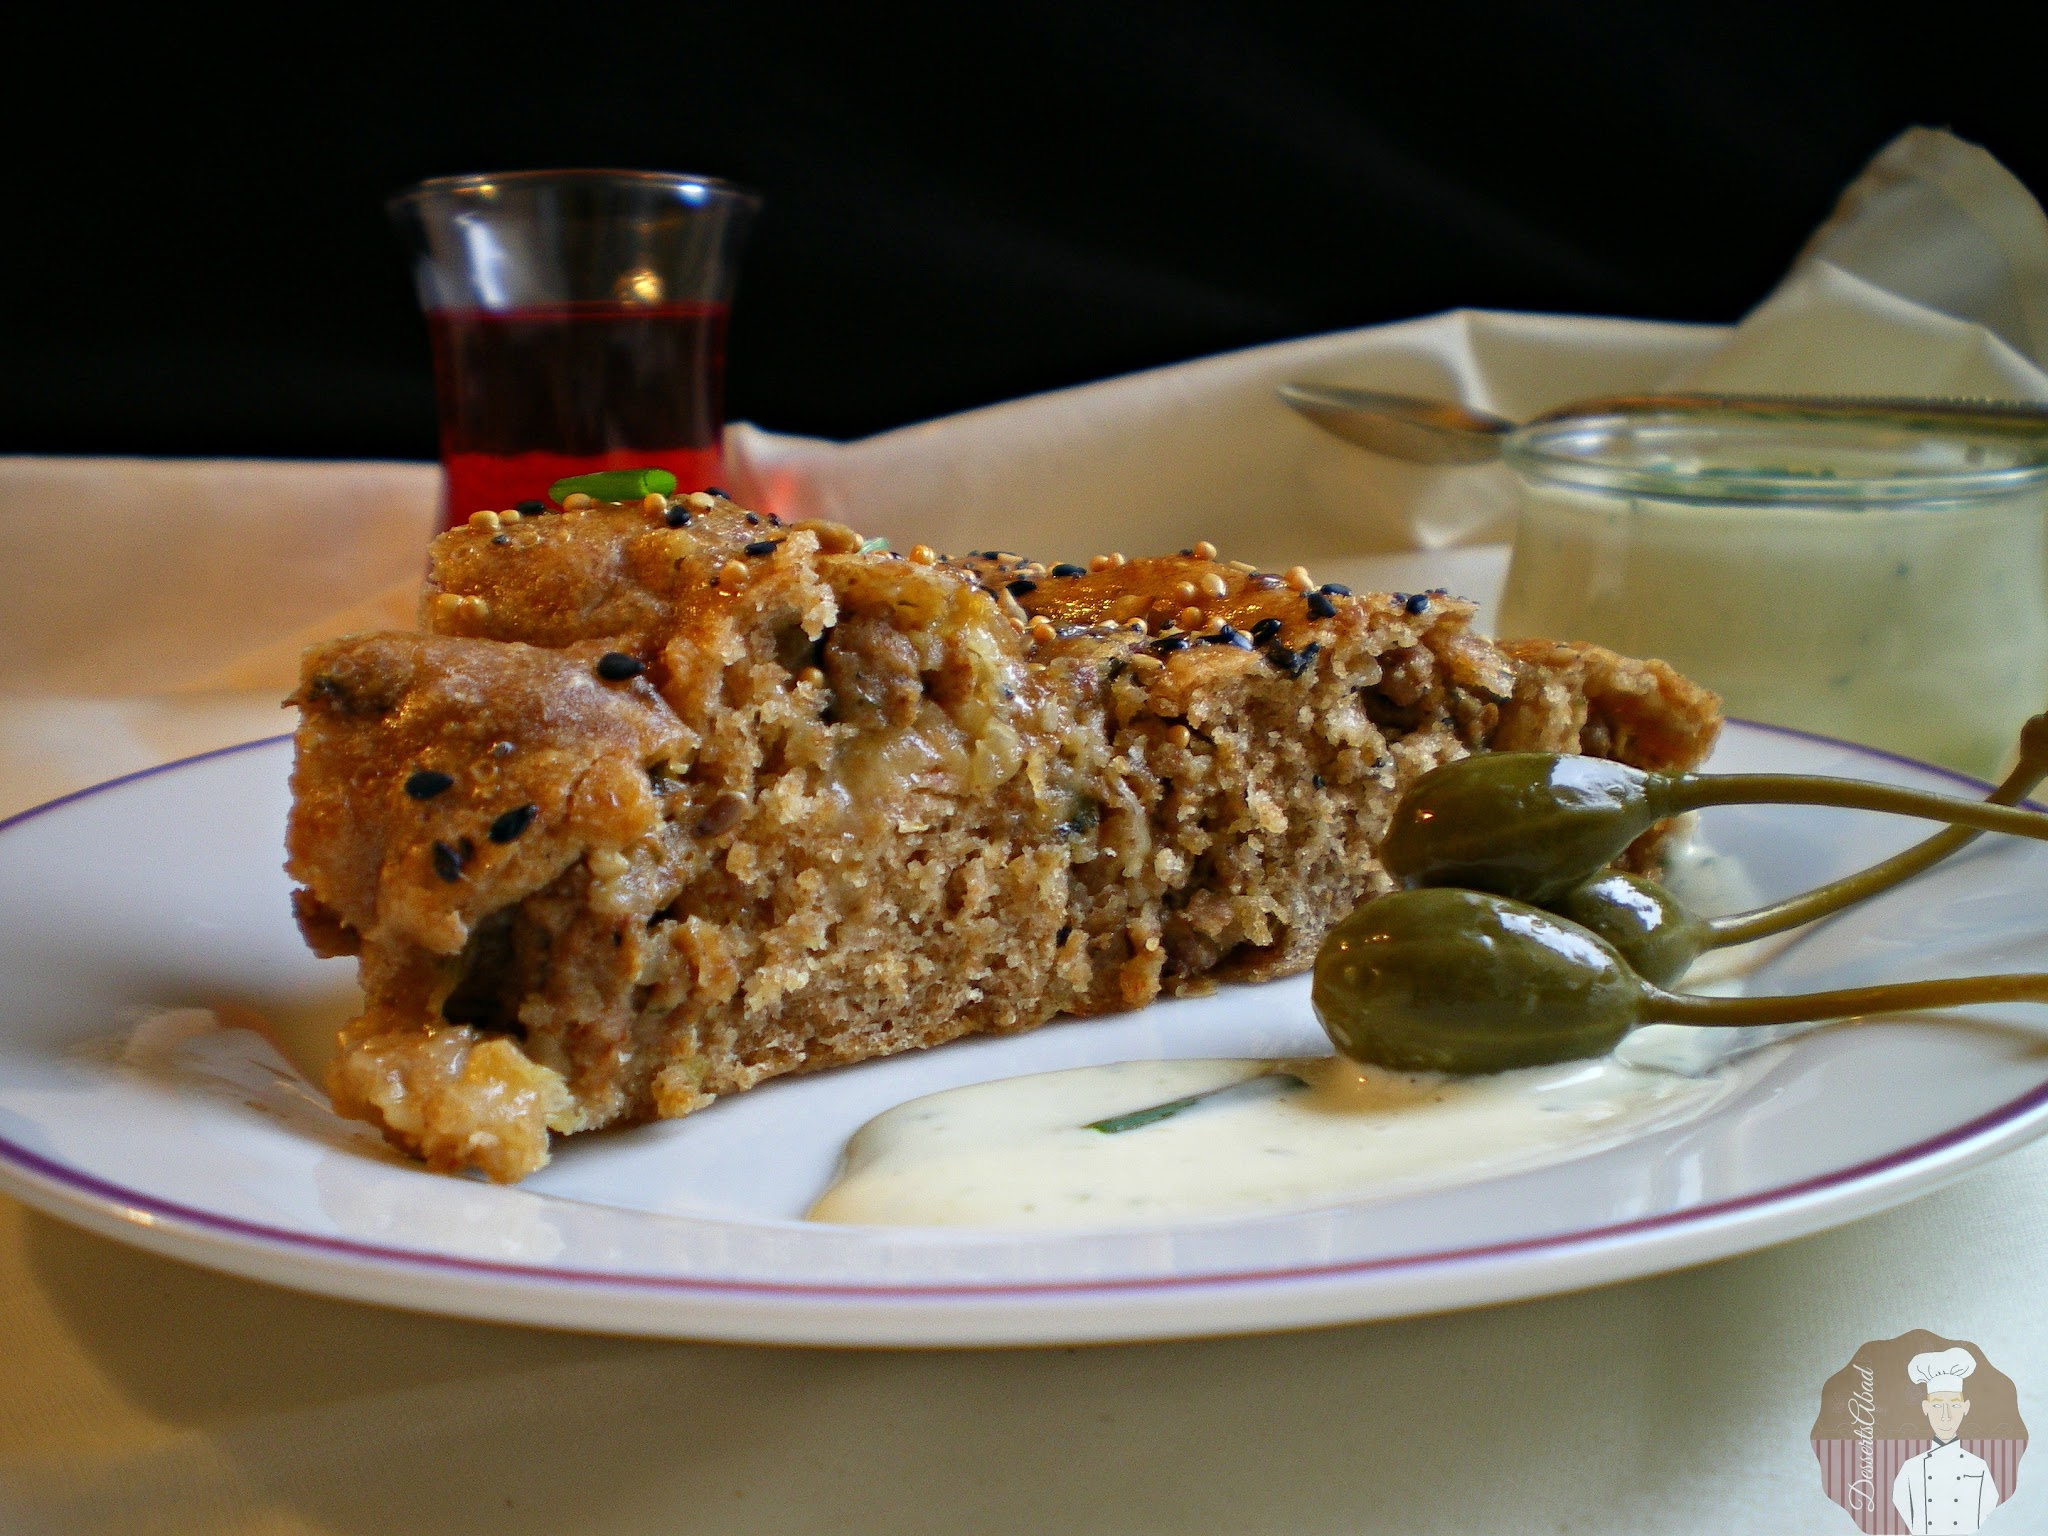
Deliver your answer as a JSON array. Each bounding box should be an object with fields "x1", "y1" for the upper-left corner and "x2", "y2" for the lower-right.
[
  {"x1": 1286, "y1": 566, "x2": 1314, "y2": 592},
  {"x1": 1199, "y1": 572, "x2": 1228, "y2": 599}
]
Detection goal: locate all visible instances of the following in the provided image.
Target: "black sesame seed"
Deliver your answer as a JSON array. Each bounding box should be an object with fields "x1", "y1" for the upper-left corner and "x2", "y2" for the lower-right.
[
  {"x1": 744, "y1": 539, "x2": 778, "y2": 557},
  {"x1": 1319, "y1": 583, "x2": 1352, "y2": 597},
  {"x1": 1179, "y1": 548, "x2": 1194, "y2": 557},
  {"x1": 1305, "y1": 591, "x2": 1338, "y2": 620},
  {"x1": 1313, "y1": 773, "x2": 1326, "y2": 790},
  {"x1": 745, "y1": 512, "x2": 761, "y2": 525},
  {"x1": 596, "y1": 652, "x2": 645, "y2": 681},
  {"x1": 491, "y1": 533, "x2": 511, "y2": 545},
  {"x1": 1202, "y1": 624, "x2": 1252, "y2": 649},
  {"x1": 1006, "y1": 578, "x2": 1037, "y2": 598},
  {"x1": 1056, "y1": 925, "x2": 1073, "y2": 946},
  {"x1": 1404, "y1": 592, "x2": 1430, "y2": 615},
  {"x1": 705, "y1": 486, "x2": 729, "y2": 498},
  {"x1": 665, "y1": 505, "x2": 692, "y2": 527},
  {"x1": 1267, "y1": 640, "x2": 1321, "y2": 679},
  {"x1": 1247, "y1": 573, "x2": 1286, "y2": 590},
  {"x1": 488, "y1": 803, "x2": 538, "y2": 844},
  {"x1": 431, "y1": 840, "x2": 466, "y2": 882},
  {"x1": 1050, "y1": 562, "x2": 1087, "y2": 578},
  {"x1": 768, "y1": 512, "x2": 782, "y2": 526},
  {"x1": 1249, "y1": 616, "x2": 1283, "y2": 645},
  {"x1": 405, "y1": 769, "x2": 454, "y2": 800},
  {"x1": 1150, "y1": 634, "x2": 1190, "y2": 654},
  {"x1": 514, "y1": 500, "x2": 545, "y2": 515}
]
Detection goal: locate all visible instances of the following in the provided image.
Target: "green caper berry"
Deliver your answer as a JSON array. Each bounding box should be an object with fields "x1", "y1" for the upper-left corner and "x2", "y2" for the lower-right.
[
  {"x1": 1550, "y1": 872, "x2": 1710, "y2": 988},
  {"x1": 1378, "y1": 753, "x2": 1673, "y2": 905},
  {"x1": 1313, "y1": 888, "x2": 1641, "y2": 1074}
]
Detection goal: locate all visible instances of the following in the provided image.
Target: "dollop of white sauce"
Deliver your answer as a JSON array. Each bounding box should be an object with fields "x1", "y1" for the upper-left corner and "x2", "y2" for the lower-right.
[{"x1": 807, "y1": 1049, "x2": 1751, "y2": 1229}]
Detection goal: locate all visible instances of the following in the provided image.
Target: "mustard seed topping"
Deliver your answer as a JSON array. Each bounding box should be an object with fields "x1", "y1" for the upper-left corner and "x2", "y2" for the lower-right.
[{"x1": 1193, "y1": 540, "x2": 1219, "y2": 560}]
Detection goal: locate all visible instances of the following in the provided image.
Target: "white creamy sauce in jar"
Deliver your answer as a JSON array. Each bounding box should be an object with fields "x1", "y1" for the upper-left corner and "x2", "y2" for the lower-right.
[{"x1": 806, "y1": 1044, "x2": 1756, "y2": 1229}]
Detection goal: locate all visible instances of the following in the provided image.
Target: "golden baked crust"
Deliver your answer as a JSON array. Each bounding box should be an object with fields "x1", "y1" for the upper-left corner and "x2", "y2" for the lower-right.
[{"x1": 287, "y1": 494, "x2": 1720, "y2": 1181}]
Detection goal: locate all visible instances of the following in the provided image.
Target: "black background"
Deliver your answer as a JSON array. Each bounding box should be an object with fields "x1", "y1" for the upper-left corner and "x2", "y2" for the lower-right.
[{"x1": 11, "y1": 2, "x2": 2048, "y2": 457}]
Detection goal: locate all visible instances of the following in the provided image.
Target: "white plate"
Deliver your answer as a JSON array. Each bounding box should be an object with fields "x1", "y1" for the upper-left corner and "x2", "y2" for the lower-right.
[{"x1": 1, "y1": 723, "x2": 2045, "y2": 1346}]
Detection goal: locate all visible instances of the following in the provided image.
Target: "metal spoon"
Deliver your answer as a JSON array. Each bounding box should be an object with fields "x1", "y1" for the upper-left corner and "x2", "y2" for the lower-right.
[{"x1": 1277, "y1": 382, "x2": 2048, "y2": 467}]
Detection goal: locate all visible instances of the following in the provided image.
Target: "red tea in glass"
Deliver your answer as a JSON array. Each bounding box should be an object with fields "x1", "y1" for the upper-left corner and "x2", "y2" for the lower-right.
[
  {"x1": 390, "y1": 171, "x2": 757, "y2": 529},
  {"x1": 428, "y1": 300, "x2": 728, "y2": 517}
]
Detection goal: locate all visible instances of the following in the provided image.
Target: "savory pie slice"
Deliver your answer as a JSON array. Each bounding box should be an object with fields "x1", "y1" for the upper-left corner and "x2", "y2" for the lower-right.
[{"x1": 286, "y1": 492, "x2": 1719, "y2": 1181}]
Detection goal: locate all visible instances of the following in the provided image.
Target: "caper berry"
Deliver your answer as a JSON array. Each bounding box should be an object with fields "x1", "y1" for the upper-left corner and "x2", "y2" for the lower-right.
[
  {"x1": 1379, "y1": 754, "x2": 1670, "y2": 904},
  {"x1": 1550, "y1": 872, "x2": 1710, "y2": 987},
  {"x1": 1313, "y1": 888, "x2": 1640, "y2": 1073}
]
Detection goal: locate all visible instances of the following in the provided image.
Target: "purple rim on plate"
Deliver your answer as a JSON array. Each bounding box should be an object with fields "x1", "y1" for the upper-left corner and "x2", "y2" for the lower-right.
[{"x1": 0, "y1": 723, "x2": 2043, "y2": 1303}]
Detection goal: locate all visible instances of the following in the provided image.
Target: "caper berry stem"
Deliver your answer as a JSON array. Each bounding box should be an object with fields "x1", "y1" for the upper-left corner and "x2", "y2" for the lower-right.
[
  {"x1": 1671, "y1": 773, "x2": 2048, "y2": 846},
  {"x1": 1645, "y1": 971, "x2": 2048, "y2": 1028},
  {"x1": 1703, "y1": 714, "x2": 2048, "y2": 947}
]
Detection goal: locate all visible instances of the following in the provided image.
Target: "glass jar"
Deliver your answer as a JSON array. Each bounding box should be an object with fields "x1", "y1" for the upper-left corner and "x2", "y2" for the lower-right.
[{"x1": 1495, "y1": 406, "x2": 2048, "y2": 777}]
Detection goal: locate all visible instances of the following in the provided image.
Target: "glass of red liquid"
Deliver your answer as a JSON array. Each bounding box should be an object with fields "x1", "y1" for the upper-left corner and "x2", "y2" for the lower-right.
[{"x1": 389, "y1": 170, "x2": 758, "y2": 527}]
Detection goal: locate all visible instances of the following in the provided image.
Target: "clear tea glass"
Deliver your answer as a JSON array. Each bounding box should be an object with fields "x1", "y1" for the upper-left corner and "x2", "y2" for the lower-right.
[{"x1": 389, "y1": 170, "x2": 758, "y2": 527}]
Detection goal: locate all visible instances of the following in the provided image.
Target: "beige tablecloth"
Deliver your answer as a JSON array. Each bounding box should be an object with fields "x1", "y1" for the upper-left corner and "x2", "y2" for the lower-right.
[{"x1": 4, "y1": 309, "x2": 2047, "y2": 1533}]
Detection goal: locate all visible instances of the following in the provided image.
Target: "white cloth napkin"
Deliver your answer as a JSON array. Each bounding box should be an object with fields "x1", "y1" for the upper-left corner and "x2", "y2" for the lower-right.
[{"x1": 1670, "y1": 127, "x2": 2048, "y2": 399}]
